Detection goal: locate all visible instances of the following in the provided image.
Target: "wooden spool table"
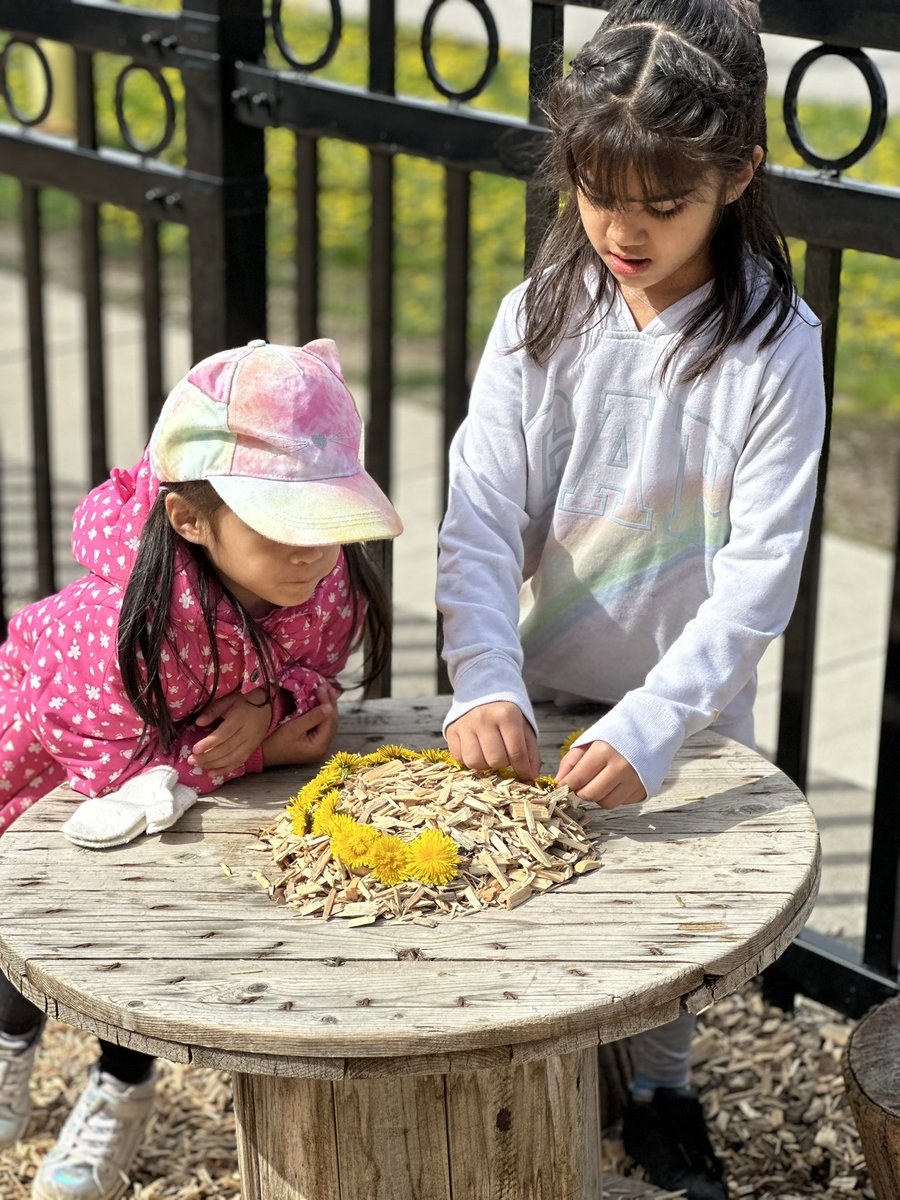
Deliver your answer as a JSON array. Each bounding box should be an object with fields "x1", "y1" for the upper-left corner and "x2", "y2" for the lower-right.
[{"x1": 0, "y1": 697, "x2": 820, "y2": 1200}]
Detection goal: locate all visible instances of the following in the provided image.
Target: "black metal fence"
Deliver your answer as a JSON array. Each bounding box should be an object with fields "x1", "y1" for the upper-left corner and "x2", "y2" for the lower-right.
[{"x1": 0, "y1": 0, "x2": 898, "y2": 1019}]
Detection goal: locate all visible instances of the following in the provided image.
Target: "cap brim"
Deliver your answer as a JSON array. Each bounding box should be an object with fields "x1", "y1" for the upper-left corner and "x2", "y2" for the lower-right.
[{"x1": 209, "y1": 469, "x2": 403, "y2": 546}]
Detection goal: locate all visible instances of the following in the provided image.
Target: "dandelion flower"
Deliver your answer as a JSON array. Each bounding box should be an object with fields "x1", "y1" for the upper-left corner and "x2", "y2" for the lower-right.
[
  {"x1": 328, "y1": 751, "x2": 362, "y2": 779},
  {"x1": 290, "y1": 769, "x2": 338, "y2": 820},
  {"x1": 560, "y1": 727, "x2": 586, "y2": 756},
  {"x1": 534, "y1": 774, "x2": 559, "y2": 791},
  {"x1": 310, "y1": 790, "x2": 341, "y2": 837},
  {"x1": 330, "y1": 817, "x2": 378, "y2": 869},
  {"x1": 367, "y1": 834, "x2": 411, "y2": 887},
  {"x1": 407, "y1": 828, "x2": 459, "y2": 886},
  {"x1": 418, "y1": 747, "x2": 462, "y2": 768},
  {"x1": 287, "y1": 791, "x2": 315, "y2": 836},
  {"x1": 375, "y1": 744, "x2": 420, "y2": 763}
]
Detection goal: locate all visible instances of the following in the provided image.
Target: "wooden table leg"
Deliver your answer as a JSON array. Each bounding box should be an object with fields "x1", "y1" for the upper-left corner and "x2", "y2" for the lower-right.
[{"x1": 232, "y1": 1046, "x2": 603, "y2": 1199}]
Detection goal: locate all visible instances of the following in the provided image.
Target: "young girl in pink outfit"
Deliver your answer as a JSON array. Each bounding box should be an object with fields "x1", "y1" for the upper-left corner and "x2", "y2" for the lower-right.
[{"x1": 0, "y1": 337, "x2": 401, "y2": 1200}]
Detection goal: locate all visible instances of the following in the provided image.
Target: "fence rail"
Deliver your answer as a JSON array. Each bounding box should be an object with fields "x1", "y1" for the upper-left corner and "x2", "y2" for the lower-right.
[{"x1": 0, "y1": 0, "x2": 898, "y2": 1017}]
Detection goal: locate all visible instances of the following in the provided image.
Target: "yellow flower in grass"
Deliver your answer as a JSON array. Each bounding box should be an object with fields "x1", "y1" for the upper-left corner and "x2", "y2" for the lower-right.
[
  {"x1": 367, "y1": 833, "x2": 411, "y2": 887},
  {"x1": 311, "y1": 790, "x2": 341, "y2": 837},
  {"x1": 560, "y1": 727, "x2": 586, "y2": 756},
  {"x1": 407, "y1": 828, "x2": 459, "y2": 886},
  {"x1": 329, "y1": 815, "x2": 378, "y2": 869}
]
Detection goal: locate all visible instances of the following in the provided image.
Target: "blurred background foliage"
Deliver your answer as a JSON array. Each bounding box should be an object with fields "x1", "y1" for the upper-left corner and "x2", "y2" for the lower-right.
[{"x1": 0, "y1": 1, "x2": 897, "y2": 415}]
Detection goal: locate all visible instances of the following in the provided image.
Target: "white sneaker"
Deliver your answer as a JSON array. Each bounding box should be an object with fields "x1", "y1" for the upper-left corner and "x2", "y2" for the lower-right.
[
  {"x1": 0, "y1": 1030, "x2": 39, "y2": 1146},
  {"x1": 31, "y1": 1065, "x2": 156, "y2": 1200}
]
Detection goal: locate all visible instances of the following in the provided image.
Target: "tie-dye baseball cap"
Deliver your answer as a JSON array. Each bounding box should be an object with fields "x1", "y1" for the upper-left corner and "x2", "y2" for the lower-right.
[{"x1": 149, "y1": 339, "x2": 402, "y2": 545}]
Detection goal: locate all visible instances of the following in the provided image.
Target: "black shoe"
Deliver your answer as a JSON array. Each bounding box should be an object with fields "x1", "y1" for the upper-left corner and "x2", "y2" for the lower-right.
[{"x1": 621, "y1": 1088, "x2": 729, "y2": 1200}]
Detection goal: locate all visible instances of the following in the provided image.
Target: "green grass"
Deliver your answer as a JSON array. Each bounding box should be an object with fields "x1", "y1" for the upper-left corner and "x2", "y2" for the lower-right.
[{"x1": 0, "y1": 7, "x2": 898, "y2": 415}]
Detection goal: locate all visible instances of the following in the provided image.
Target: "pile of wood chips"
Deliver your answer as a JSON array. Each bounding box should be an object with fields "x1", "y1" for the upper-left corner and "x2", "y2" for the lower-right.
[
  {"x1": 258, "y1": 755, "x2": 602, "y2": 924},
  {"x1": 1, "y1": 984, "x2": 873, "y2": 1199}
]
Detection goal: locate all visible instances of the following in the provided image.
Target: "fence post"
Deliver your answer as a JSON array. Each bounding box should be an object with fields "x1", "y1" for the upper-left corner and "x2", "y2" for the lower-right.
[{"x1": 180, "y1": 1, "x2": 268, "y2": 358}]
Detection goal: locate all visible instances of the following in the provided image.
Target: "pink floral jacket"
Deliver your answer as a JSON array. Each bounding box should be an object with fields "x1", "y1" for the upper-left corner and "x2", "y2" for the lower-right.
[{"x1": 0, "y1": 452, "x2": 358, "y2": 831}]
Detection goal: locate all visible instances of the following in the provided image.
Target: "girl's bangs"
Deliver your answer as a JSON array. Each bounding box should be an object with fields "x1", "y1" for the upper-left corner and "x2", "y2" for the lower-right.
[{"x1": 568, "y1": 118, "x2": 711, "y2": 209}]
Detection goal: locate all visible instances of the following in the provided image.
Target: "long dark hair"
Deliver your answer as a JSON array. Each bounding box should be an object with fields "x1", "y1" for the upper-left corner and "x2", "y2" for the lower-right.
[
  {"x1": 118, "y1": 481, "x2": 392, "y2": 751},
  {"x1": 522, "y1": 0, "x2": 795, "y2": 379}
]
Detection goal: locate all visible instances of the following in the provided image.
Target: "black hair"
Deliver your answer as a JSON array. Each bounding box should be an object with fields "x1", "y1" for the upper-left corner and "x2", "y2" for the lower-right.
[
  {"x1": 117, "y1": 481, "x2": 392, "y2": 752},
  {"x1": 521, "y1": 0, "x2": 796, "y2": 379}
]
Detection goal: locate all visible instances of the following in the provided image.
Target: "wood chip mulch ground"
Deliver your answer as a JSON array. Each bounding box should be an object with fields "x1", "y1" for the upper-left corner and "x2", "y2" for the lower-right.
[{"x1": 0, "y1": 983, "x2": 874, "y2": 1199}]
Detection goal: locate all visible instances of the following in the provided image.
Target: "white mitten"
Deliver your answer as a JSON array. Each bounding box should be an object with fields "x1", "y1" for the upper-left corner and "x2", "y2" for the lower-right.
[{"x1": 62, "y1": 766, "x2": 199, "y2": 848}]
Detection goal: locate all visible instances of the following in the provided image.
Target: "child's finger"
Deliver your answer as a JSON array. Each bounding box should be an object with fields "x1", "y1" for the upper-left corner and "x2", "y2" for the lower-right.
[
  {"x1": 501, "y1": 724, "x2": 540, "y2": 781},
  {"x1": 194, "y1": 694, "x2": 234, "y2": 727},
  {"x1": 293, "y1": 700, "x2": 334, "y2": 735},
  {"x1": 556, "y1": 744, "x2": 589, "y2": 782}
]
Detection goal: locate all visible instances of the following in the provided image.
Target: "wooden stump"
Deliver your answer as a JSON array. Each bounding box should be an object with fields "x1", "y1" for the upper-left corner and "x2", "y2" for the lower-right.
[
  {"x1": 843, "y1": 996, "x2": 900, "y2": 1200},
  {"x1": 233, "y1": 1047, "x2": 602, "y2": 1200}
]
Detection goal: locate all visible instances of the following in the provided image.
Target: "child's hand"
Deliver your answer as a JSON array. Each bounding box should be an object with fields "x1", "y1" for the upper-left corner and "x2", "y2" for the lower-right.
[
  {"x1": 189, "y1": 687, "x2": 272, "y2": 774},
  {"x1": 556, "y1": 739, "x2": 646, "y2": 808},
  {"x1": 446, "y1": 702, "x2": 541, "y2": 781},
  {"x1": 262, "y1": 685, "x2": 339, "y2": 767}
]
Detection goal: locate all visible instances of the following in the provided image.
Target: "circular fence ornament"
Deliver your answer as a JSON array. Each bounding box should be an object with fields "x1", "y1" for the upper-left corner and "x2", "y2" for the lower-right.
[
  {"x1": 115, "y1": 63, "x2": 176, "y2": 157},
  {"x1": 0, "y1": 38, "x2": 53, "y2": 128},
  {"x1": 783, "y1": 45, "x2": 887, "y2": 173},
  {"x1": 259, "y1": 741, "x2": 602, "y2": 924},
  {"x1": 421, "y1": 0, "x2": 499, "y2": 102},
  {"x1": 273, "y1": 0, "x2": 342, "y2": 72}
]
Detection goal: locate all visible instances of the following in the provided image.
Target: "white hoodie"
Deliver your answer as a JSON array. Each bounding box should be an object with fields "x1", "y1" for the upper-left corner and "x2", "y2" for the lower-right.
[{"x1": 437, "y1": 273, "x2": 825, "y2": 795}]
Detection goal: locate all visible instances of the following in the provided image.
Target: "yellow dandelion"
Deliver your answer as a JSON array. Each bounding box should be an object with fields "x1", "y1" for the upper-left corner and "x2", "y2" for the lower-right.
[
  {"x1": 315, "y1": 764, "x2": 342, "y2": 790},
  {"x1": 290, "y1": 768, "x2": 339, "y2": 818},
  {"x1": 560, "y1": 727, "x2": 586, "y2": 756},
  {"x1": 375, "y1": 744, "x2": 420, "y2": 763},
  {"x1": 287, "y1": 792, "x2": 315, "y2": 835},
  {"x1": 418, "y1": 747, "x2": 462, "y2": 768},
  {"x1": 330, "y1": 818, "x2": 378, "y2": 869},
  {"x1": 328, "y1": 750, "x2": 362, "y2": 778},
  {"x1": 356, "y1": 751, "x2": 385, "y2": 768},
  {"x1": 534, "y1": 774, "x2": 559, "y2": 791},
  {"x1": 367, "y1": 833, "x2": 411, "y2": 887},
  {"x1": 311, "y1": 790, "x2": 341, "y2": 837},
  {"x1": 407, "y1": 828, "x2": 459, "y2": 887}
]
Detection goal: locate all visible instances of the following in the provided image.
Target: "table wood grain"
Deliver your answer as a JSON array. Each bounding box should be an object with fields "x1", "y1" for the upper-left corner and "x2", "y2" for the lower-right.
[{"x1": 0, "y1": 697, "x2": 820, "y2": 1199}]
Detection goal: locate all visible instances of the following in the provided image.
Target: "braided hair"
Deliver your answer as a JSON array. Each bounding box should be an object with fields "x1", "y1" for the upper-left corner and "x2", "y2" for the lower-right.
[{"x1": 521, "y1": 0, "x2": 795, "y2": 379}]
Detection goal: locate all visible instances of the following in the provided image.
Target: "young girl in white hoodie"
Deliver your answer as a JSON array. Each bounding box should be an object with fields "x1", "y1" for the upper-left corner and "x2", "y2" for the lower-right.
[{"x1": 437, "y1": 2, "x2": 824, "y2": 1196}]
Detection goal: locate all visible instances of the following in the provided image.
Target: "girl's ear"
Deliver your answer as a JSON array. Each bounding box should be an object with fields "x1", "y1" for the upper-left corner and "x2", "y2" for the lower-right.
[
  {"x1": 164, "y1": 490, "x2": 210, "y2": 546},
  {"x1": 725, "y1": 145, "x2": 764, "y2": 204}
]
